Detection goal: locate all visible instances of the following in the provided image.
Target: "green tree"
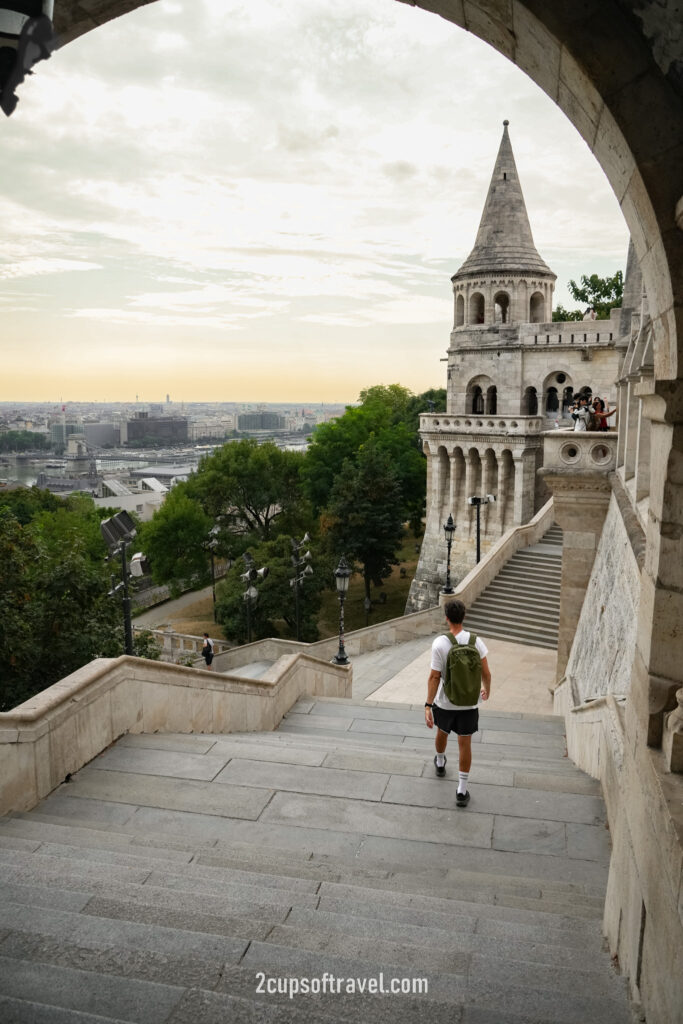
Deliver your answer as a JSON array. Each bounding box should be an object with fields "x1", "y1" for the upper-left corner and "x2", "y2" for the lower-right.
[
  {"x1": 566, "y1": 271, "x2": 624, "y2": 319},
  {"x1": 0, "y1": 430, "x2": 49, "y2": 453},
  {"x1": 0, "y1": 500, "x2": 123, "y2": 711},
  {"x1": 552, "y1": 304, "x2": 584, "y2": 322},
  {"x1": 187, "y1": 439, "x2": 306, "y2": 541},
  {"x1": 302, "y1": 383, "x2": 437, "y2": 519},
  {"x1": 138, "y1": 488, "x2": 213, "y2": 586},
  {"x1": 215, "y1": 535, "x2": 331, "y2": 644},
  {"x1": 326, "y1": 441, "x2": 404, "y2": 603}
]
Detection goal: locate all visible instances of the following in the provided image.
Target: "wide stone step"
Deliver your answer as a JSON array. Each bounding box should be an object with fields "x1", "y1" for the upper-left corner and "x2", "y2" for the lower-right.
[{"x1": 464, "y1": 625, "x2": 558, "y2": 649}]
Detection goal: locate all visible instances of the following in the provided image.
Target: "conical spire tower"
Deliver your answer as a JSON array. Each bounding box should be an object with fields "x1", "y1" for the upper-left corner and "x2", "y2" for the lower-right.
[{"x1": 451, "y1": 121, "x2": 556, "y2": 328}]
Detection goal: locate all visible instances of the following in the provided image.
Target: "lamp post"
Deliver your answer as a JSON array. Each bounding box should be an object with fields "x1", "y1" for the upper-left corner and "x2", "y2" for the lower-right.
[
  {"x1": 442, "y1": 514, "x2": 455, "y2": 594},
  {"x1": 100, "y1": 510, "x2": 138, "y2": 656},
  {"x1": 240, "y1": 552, "x2": 269, "y2": 644},
  {"x1": 206, "y1": 525, "x2": 220, "y2": 622},
  {"x1": 467, "y1": 494, "x2": 497, "y2": 564},
  {"x1": 289, "y1": 532, "x2": 313, "y2": 642},
  {"x1": 332, "y1": 555, "x2": 351, "y2": 665}
]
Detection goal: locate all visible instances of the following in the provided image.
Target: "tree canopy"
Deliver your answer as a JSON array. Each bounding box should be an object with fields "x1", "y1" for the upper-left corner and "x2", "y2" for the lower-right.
[
  {"x1": 326, "y1": 439, "x2": 405, "y2": 603},
  {"x1": 0, "y1": 495, "x2": 123, "y2": 711},
  {"x1": 553, "y1": 271, "x2": 624, "y2": 321}
]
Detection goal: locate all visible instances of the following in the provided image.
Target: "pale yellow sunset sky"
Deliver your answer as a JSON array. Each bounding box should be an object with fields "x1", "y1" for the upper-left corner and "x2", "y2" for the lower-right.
[{"x1": 0, "y1": 0, "x2": 629, "y2": 404}]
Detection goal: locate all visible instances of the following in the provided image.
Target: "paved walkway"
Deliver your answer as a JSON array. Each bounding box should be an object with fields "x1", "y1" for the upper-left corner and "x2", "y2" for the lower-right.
[{"x1": 133, "y1": 584, "x2": 215, "y2": 628}]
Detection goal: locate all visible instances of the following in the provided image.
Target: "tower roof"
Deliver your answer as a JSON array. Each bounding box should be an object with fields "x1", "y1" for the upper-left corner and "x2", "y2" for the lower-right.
[{"x1": 452, "y1": 121, "x2": 555, "y2": 281}]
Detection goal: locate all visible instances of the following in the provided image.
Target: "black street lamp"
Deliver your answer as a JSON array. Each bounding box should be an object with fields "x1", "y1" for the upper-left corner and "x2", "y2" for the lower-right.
[
  {"x1": 442, "y1": 514, "x2": 456, "y2": 594},
  {"x1": 467, "y1": 494, "x2": 497, "y2": 564},
  {"x1": 206, "y1": 525, "x2": 220, "y2": 623},
  {"x1": 290, "y1": 532, "x2": 313, "y2": 642},
  {"x1": 240, "y1": 552, "x2": 269, "y2": 644},
  {"x1": 332, "y1": 556, "x2": 352, "y2": 665},
  {"x1": 100, "y1": 510, "x2": 138, "y2": 656}
]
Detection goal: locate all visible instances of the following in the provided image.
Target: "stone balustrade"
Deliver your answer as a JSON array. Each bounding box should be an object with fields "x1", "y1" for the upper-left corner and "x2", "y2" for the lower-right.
[
  {"x1": 0, "y1": 652, "x2": 351, "y2": 817},
  {"x1": 420, "y1": 413, "x2": 544, "y2": 435},
  {"x1": 132, "y1": 625, "x2": 230, "y2": 662},
  {"x1": 541, "y1": 428, "x2": 618, "y2": 474}
]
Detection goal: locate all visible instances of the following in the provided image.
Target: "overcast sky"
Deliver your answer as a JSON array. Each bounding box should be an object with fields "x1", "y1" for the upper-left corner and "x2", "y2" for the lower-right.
[{"x1": 0, "y1": 0, "x2": 629, "y2": 405}]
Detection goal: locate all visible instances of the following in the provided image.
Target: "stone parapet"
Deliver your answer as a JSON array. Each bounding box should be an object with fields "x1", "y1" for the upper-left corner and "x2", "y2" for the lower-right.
[
  {"x1": 0, "y1": 652, "x2": 351, "y2": 817},
  {"x1": 540, "y1": 428, "x2": 618, "y2": 474},
  {"x1": 554, "y1": 677, "x2": 683, "y2": 1023},
  {"x1": 420, "y1": 413, "x2": 544, "y2": 437}
]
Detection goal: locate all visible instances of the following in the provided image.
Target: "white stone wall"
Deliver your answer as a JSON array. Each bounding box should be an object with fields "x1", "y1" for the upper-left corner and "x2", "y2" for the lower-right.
[{"x1": 565, "y1": 494, "x2": 641, "y2": 701}]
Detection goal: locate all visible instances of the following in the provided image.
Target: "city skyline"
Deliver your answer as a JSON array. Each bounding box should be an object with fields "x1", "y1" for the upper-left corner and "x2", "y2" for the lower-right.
[{"x1": 1, "y1": 0, "x2": 629, "y2": 403}]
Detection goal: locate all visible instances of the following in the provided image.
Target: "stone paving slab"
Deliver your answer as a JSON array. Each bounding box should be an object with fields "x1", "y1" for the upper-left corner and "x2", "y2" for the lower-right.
[
  {"x1": 350, "y1": 835, "x2": 609, "y2": 885},
  {"x1": 166, "y1": 986, "x2": 344, "y2": 1024},
  {"x1": 322, "y1": 749, "x2": 426, "y2": 778},
  {"x1": 91, "y1": 747, "x2": 229, "y2": 782},
  {"x1": 1, "y1": 930, "x2": 225, "y2": 1000},
  {"x1": 65, "y1": 770, "x2": 272, "y2": 820},
  {"x1": 0, "y1": 902, "x2": 250, "y2": 961},
  {"x1": 260, "y1": 792, "x2": 494, "y2": 849},
  {"x1": 124, "y1": 807, "x2": 366, "y2": 859},
  {"x1": 265, "y1": 922, "x2": 469, "y2": 975},
  {"x1": 35, "y1": 794, "x2": 138, "y2": 827},
  {"x1": 214, "y1": 759, "x2": 390, "y2": 802},
  {"x1": 0, "y1": 994, "x2": 133, "y2": 1024},
  {"x1": 210, "y1": 738, "x2": 326, "y2": 767},
  {"x1": 118, "y1": 734, "x2": 219, "y2": 755},
  {"x1": 0, "y1": 956, "x2": 184, "y2": 1023},
  {"x1": 381, "y1": 776, "x2": 605, "y2": 825},
  {"x1": 0, "y1": 882, "x2": 91, "y2": 914},
  {"x1": 512, "y1": 770, "x2": 602, "y2": 796}
]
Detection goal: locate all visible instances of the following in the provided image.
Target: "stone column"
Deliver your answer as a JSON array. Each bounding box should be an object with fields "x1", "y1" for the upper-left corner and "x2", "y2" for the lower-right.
[
  {"x1": 626, "y1": 389, "x2": 683, "y2": 750},
  {"x1": 539, "y1": 470, "x2": 612, "y2": 682},
  {"x1": 448, "y1": 451, "x2": 458, "y2": 517},
  {"x1": 512, "y1": 452, "x2": 535, "y2": 525}
]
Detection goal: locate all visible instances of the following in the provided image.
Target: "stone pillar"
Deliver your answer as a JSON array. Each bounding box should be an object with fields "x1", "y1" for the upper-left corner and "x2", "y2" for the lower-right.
[
  {"x1": 624, "y1": 376, "x2": 640, "y2": 479},
  {"x1": 540, "y1": 470, "x2": 612, "y2": 682},
  {"x1": 448, "y1": 452, "x2": 458, "y2": 516},
  {"x1": 626, "y1": 390, "x2": 683, "y2": 749},
  {"x1": 634, "y1": 375, "x2": 654, "y2": 502},
  {"x1": 512, "y1": 452, "x2": 535, "y2": 524}
]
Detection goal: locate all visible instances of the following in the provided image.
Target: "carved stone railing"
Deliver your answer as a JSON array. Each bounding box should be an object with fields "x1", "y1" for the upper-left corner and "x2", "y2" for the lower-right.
[
  {"x1": 0, "y1": 652, "x2": 351, "y2": 816},
  {"x1": 419, "y1": 413, "x2": 544, "y2": 436},
  {"x1": 541, "y1": 428, "x2": 618, "y2": 474},
  {"x1": 132, "y1": 625, "x2": 230, "y2": 662}
]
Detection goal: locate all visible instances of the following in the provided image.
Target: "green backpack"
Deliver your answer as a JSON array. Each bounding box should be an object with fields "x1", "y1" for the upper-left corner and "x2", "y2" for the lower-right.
[{"x1": 442, "y1": 633, "x2": 482, "y2": 705}]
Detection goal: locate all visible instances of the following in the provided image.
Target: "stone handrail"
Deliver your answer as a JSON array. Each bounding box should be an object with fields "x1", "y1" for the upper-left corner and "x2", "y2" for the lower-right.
[
  {"x1": 420, "y1": 413, "x2": 545, "y2": 436},
  {"x1": 131, "y1": 626, "x2": 230, "y2": 661},
  {"x1": 0, "y1": 652, "x2": 351, "y2": 816},
  {"x1": 540, "y1": 429, "x2": 618, "y2": 474}
]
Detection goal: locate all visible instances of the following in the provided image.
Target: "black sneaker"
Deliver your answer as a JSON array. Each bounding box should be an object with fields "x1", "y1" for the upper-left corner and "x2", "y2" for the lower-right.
[
  {"x1": 456, "y1": 790, "x2": 470, "y2": 808},
  {"x1": 434, "y1": 755, "x2": 446, "y2": 777}
]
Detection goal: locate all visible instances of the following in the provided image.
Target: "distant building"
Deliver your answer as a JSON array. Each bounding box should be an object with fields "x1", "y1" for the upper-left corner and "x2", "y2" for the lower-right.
[
  {"x1": 120, "y1": 412, "x2": 188, "y2": 444},
  {"x1": 237, "y1": 412, "x2": 285, "y2": 431},
  {"x1": 83, "y1": 422, "x2": 120, "y2": 447}
]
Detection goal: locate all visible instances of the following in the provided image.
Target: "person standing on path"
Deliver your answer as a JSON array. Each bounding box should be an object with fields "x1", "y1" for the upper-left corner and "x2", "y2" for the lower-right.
[
  {"x1": 424, "y1": 599, "x2": 491, "y2": 807},
  {"x1": 202, "y1": 632, "x2": 214, "y2": 670}
]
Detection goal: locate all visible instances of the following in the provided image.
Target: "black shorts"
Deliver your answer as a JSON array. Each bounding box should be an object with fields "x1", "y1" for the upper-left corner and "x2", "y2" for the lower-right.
[
  {"x1": 203, "y1": 652, "x2": 213, "y2": 665},
  {"x1": 432, "y1": 705, "x2": 479, "y2": 736}
]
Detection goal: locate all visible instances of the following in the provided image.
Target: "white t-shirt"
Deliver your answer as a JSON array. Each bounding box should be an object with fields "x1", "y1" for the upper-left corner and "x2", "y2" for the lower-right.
[{"x1": 431, "y1": 630, "x2": 488, "y2": 711}]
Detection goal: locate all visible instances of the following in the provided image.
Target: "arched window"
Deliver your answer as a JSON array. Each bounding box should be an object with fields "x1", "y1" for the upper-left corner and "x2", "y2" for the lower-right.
[
  {"x1": 494, "y1": 291, "x2": 510, "y2": 324},
  {"x1": 470, "y1": 292, "x2": 485, "y2": 324},
  {"x1": 529, "y1": 291, "x2": 545, "y2": 322},
  {"x1": 455, "y1": 293, "x2": 465, "y2": 327},
  {"x1": 471, "y1": 386, "x2": 484, "y2": 414},
  {"x1": 523, "y1": 386, "x2": 538, "y2": 415},
  {"x1": 486, "y1": 386, "x2": 497, "y2": 415},
  {"x1": 546, "y1": 387, "x2": 559, "y2": 413}
]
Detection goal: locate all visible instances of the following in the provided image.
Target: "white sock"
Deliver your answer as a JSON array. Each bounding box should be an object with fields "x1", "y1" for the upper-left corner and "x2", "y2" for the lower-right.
[
  {"x1": 458, "y1": 771, "x2": 469, "y2": 795},
  {"x1": 436, "y1": 753, "x2": 445, "y2": 767}
]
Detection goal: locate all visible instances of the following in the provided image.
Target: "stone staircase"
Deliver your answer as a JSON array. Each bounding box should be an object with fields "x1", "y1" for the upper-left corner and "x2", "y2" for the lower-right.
[
  {"x1": 0, "y1": 693, "x2": 632, "y2": 1023},
  {"x1": 464, "y1": 525, "x2": 563, "y2": 649}
]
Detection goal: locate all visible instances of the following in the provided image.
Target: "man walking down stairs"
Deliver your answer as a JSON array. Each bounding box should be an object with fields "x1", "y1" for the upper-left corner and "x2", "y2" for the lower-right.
[{"x1": 0, "y1": 639, "x2": 633, "y2": 1022}]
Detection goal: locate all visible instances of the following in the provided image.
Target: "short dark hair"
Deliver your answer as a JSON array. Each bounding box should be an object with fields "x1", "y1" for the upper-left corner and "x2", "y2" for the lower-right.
[
  {"x1": 444, "y1": 599, "x2": 466, "y2": 624},
  {"x1": 203, "y1": 632, "x2": 209, "y2": 638}
]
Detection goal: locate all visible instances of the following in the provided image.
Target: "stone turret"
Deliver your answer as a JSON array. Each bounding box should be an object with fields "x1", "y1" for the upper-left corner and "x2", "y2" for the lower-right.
[
  {"x1": 451, "y1": 121, "x2": 556, "y2": 329},
  {"x1": 406, "y1": 121, "x2": 625, "y2": 614}
]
